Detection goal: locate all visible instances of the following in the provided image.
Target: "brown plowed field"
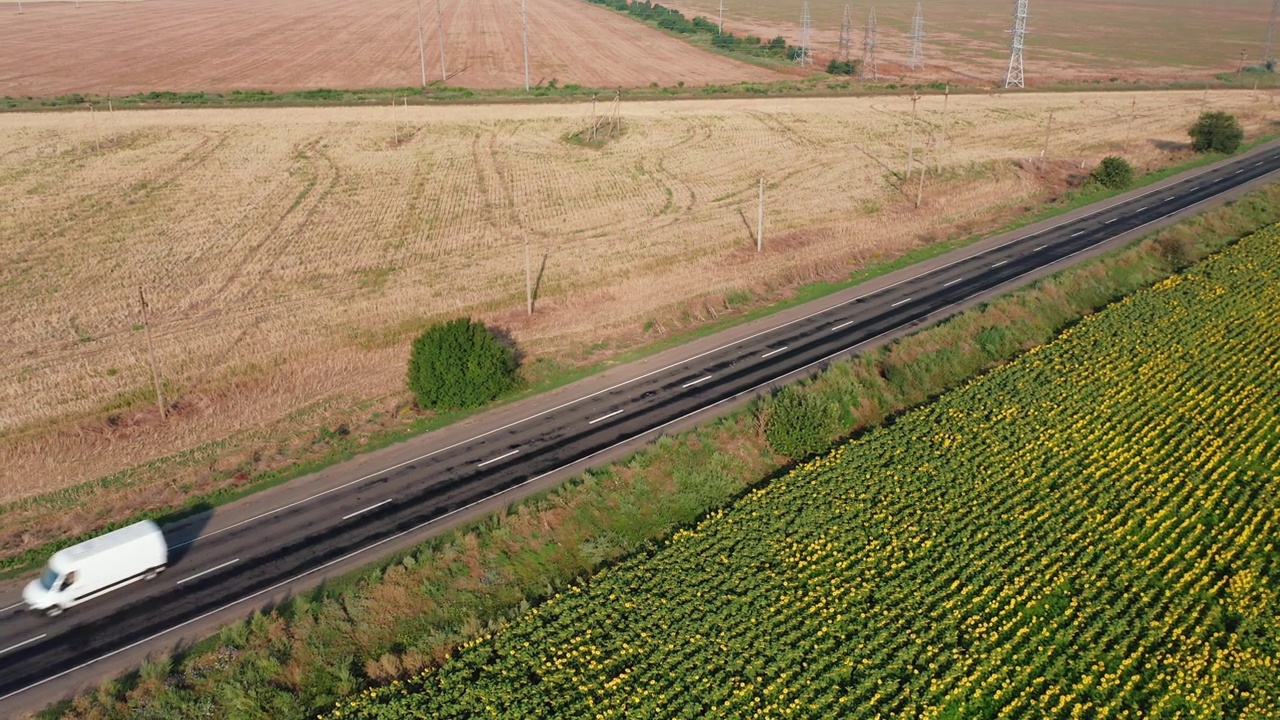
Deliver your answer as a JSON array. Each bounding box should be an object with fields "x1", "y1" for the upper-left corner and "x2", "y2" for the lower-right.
[{"x1": 0, "y1": 0, "x2": 787, "y2": 97}]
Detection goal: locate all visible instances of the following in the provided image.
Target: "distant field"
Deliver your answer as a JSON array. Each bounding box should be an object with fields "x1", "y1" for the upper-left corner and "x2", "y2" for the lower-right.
[
  {"x1": 331, "y1": 218, "x2": 1280, "y2": 719},
  {"x1": 0, "y1": 89, "x2": 1271, "y2": 516},
  {"x1": 662, "y1": 0, "x2": 1269, "y2": 82},
  {"x1": 0, "y1": 0, "x2": 785, "y2": 97}
]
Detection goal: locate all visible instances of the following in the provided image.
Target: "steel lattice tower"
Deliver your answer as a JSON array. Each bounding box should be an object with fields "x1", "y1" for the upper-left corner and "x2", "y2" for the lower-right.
[
  {"x1": 861, "y1": 7, "x2": 879, "y2": 81},
  {"x1": 1266, "y1": 0, "x2": 1280, "y2": 66},
  {"x1": 797, "y1": 2, "x2": 814, "y2": 67},
  {"x1": 838, "y1": 4, "x2": 853, "y2": 64},
  {"x1": 1004, "y1": 0, "x2": 1029, "y2": 88},
  {"x1": 907, "y1": 3, "x2": 926, "y2": 70}
]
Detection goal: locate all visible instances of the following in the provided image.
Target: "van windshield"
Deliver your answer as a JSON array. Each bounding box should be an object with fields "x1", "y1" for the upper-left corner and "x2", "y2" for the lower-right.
[{"x1": 39, "y1": 567, "x2": 60, "y2": 591}]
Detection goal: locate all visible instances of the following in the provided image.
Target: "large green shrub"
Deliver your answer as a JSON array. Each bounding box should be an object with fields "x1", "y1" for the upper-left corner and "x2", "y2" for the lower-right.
[
  {"x1": 1088, "y1": 156, "x2": 1134, "y2": 190},
  {"x1": 764, "y1": 386, "x2": 838, "y2": 459},
  {"x1": 407, "y1": 318, "x2": 519, "y2": 410},
  {"x1": 1188, "y1": 111, "x2": 1244, "y2": 154}
]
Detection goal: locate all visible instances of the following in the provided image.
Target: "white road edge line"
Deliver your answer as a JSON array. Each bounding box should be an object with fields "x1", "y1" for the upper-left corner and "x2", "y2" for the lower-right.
[
  {"x1": 6, "y1": 157, "x2": 1277, "y2": 703},
  {"x1": 341, "y1": 499, "x2": 393, "y2": 521},
  {"x1": 991, "y1": 260, "x2": 1008, "y2": 268},
  {"x1": 942, "y1": 278, "x2": 964, "y2": 288},
  {"x1": 830, "y1": 320, "x2": 855, "y2": 331},
  {"x1": 0, "y1": 635, "x2": 46, "y2": 657},
  {"x1": 175, "y1": 559, "x2": 240, "y2": 586},
  {"x1": 760, "y1": 346, "x2": 788, "y2": 359},
  {"x1": 587, "y1": 409, "x2": 625, "y2": 425},
  {"x1": 0, "y1": 602, "x2": 23, "y2": 614},
  {"x1": 681, "y1": 375, "x2": 713, "y2": 388},
  {"x1": 166, "y1": 147, "x2": 1279, "y2": 551},
  {"x1": 890, "y1": 298, "x2": 912, "y2": 308},
  {"x1": 477, "y1": 449, "x2": 519, "y2": 467}
]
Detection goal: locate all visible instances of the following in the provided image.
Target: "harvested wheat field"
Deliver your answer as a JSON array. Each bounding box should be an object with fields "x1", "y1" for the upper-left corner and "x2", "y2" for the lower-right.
[
  {"x1": 0, "y1": 0, "x2": 786, "y2": 97},
  {"x1": 0, "y1": 89, "x2": 1272, "y2": 550}
]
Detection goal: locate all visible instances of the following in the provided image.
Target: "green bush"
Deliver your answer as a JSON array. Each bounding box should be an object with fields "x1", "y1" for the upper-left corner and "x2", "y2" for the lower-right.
[
  {"x1": 826, "y1": 59, "x2": 858, "y2": 76},
  {"x1": 1188, "y1": 111, "x2": 1244, "y2": 154},
  {"x1": 764, "y1": 386, "x2": 838, "y2": 459},
  {"x1": 1088, "y1": 156, "x2": 1135, "y2": 190},
  {"x1": 406, "y1": 318, "x2": 519, "y2": 410}
]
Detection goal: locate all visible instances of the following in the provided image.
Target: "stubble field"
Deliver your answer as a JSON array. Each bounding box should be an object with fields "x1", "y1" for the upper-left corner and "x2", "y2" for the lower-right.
[
  {"x1": 662, "y1": 0, "x2": 1269, "y2": 83},
  {"x1": 0, "y1": 89, "x2": 1272, "y2": 551},
  {"x1": 0, "y1": 0, "x2": 786, "y2": 97}
]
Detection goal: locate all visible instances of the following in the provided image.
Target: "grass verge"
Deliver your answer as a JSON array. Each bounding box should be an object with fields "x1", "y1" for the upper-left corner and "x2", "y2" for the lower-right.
[{"x1": 36, "y1": 175, "x2": 1280, "y2": 720}]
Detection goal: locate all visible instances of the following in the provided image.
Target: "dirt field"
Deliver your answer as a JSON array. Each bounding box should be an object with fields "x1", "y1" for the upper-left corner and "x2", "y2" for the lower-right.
[
  {"x1": 1, "y1": 89, "x2": 1274, "y2": 524},
  {"x1": 661, "y1": 0, "x2": 1268, "y2": 84},
  {"x1": 0, "y1": 0, "x2": 787, "y2": 97}
]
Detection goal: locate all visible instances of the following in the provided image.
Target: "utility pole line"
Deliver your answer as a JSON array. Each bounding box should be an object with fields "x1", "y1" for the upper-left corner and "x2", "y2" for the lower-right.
[
  {"x1": 838, "y1": 5, "x2": 852, "y2": 64},
  {"x1": 936, "y1": 83, "x2": 949, "y2": 173},
  {"x1": 138, "y1": 287, "x2": 167, "y2": 421},
  {"x1": 797, "y1": 2, "x2": 813, "y2": 68},
  {"x1": 860, "y1": 7, "x2": 879, "y2": 80},
  {"x1": 916, "y1": 135, "x2": 932, "y2": 209},
  {"x1": 436, "y1": 0, "x2": 447, "y2": 82},
  {"x1": 1040, "y1": 108, "x2": 1054, "y2": 160},
  {"x1": 522, "y1": 0, "x2": 530, "y2": 92},
  {"x1": 718, "y1": 0, "x2": 724, "y2": 34},
  {"x1": 907, "y1": 2, "x2": 926, "y2": 71},
  {"x1": 904, "y1": 91, "x2": 920, "y2": 182},
  {"x1": 1267, "y1": 0, "x2": 1280, "y2": 67},
  {"x1": 88, "y1": 104, "x2": 101, "y2": 151},
  {"x1": 1004, "y1": 0, "x2": 1029, "y2": 88},
  {"x1": 416, "y1": 0, "x2": 428, "y2": 87},
  {"x1": 756, "y1": 178, "x2": 764, "y2": 253},
  {"x1": 1123, "y1": 97, "x2": 1136, "y2": 154},
  {"x1": 524, "y1": 235, "x2": 533, "y2": 315}
]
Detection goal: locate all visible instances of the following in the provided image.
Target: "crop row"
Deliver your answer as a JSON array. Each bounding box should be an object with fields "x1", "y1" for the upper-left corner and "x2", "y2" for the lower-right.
[{"x1": 328, "y1": 226, "x2": 1280, "y2": 718}]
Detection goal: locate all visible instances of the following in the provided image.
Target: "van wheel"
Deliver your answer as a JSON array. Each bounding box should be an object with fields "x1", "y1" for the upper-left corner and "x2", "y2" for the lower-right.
[
  {"x1": 45, "y1": 606, "x2": 63, "y2": 617},
  {"x1": 144, "y1": 567, "x2": 162, "y2": 580}
]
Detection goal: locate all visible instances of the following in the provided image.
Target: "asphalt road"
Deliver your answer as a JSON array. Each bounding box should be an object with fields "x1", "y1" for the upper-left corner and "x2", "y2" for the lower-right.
[{"x1": 2, "y1": 140, "x2": 1279, "y2": 713}]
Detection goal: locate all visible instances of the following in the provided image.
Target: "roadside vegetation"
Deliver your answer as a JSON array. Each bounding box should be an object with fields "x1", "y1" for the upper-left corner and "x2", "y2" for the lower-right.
[{"x1": 36, "y1": 178, "x2": 1280, "y2": 720}]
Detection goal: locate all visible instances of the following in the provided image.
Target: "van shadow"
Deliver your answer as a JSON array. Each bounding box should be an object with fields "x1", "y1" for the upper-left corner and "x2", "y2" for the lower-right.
[{"x1": 156, "y1": 503, "x2": 215, "y2": 566}]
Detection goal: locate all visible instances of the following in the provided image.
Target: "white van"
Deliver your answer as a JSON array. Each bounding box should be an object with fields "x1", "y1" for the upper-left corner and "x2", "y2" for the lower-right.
[{"x1": 23, "y1": 520, "x2": 168, "y2": 616}]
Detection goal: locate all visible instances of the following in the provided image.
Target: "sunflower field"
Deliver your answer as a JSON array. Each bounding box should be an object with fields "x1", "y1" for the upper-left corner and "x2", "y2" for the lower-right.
[{"x1": 326, "y1": 226, "x2": 1280, "y2": 719}]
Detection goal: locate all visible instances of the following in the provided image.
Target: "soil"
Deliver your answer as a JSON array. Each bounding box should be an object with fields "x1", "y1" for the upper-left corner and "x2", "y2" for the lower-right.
[{"x1": 0, "y1": 0, "x2": 789, "y2": 97}]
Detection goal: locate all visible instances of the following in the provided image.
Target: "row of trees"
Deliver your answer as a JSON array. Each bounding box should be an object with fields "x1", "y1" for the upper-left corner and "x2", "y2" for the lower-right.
[{"x1": 584, "y1": 0, "x2": 799, "y2": 60}]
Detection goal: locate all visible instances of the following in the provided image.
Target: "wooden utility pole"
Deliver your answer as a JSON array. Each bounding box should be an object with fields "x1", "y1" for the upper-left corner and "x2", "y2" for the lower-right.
[
  {"x1": 416, "y1": 0, "x2": 428, "y2": 87},
  {"x1": 138, "y1": 287, "x2": 167, "y2": 420},
  {"x1": 88, "y1": 104, "x2": 101, "y2": 151},
  {"x1": 904, "y1": 91, "x2": 920, "y2": 181},
  {"x1": 1123, "y1": 97, "x2": 1136, "y2": 154},
  {"x1": 936, "y1": 83, "x2": 949, "y2": 174},
  {"x1": 436, "y1": 0, "x2": 447, "y2": 82},
  {"x1": 521, "y1": 0, "x2": 530, "y2": 92},
  {"x1": 392, "y1": 98, "x2": 400, "y2": 145},
  {"x1": 524, "y1": 235, "x2": 533, "y2": 315},
  {"x1": 756, "y1": 178, "x2": 764, "y2": 253},
  {"x1": 108, "y1": 97, "x2": 117, "y2": 144},
  {"x1": 718, "y1": 0, "x2": 724, "y2": 33},
  {"x1": 590, "y1": 94, "x2": 598, "y2": 142},
  {"x1": 915, "y1": 136, "x2": 931, "y2": 209},
  {"x1": 1040, "y1": 108, "x2": 1054, "y2": 160}
]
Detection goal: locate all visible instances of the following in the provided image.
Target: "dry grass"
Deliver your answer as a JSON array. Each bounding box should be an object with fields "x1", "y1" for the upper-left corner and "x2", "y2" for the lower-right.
[{"x1": 0, "y1": 89, "x2": 1271, "y2": 537}]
